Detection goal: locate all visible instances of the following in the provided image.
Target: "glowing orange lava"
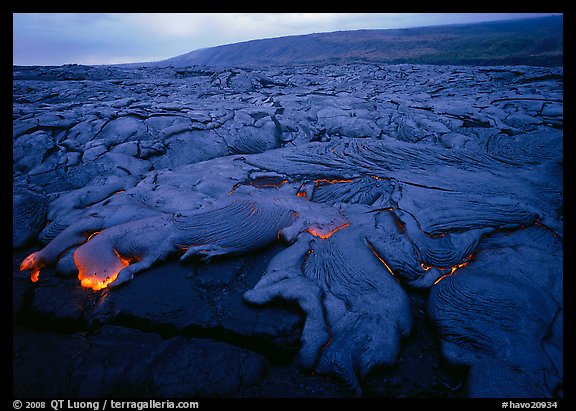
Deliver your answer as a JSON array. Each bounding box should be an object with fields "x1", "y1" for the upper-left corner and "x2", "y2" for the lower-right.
[
  {"x1": 30, "y1": 270, "x2": 40, "y2": 283},
  {"x1": 228, "y1": 182, "x2": 243, "y2": 196},
  {"x1": 79, "y1": 274, "x2": 120, "y2": 291},
  {"x1": 421, "y1": 252, "x2": 475, "y2": 285},
  {"x1": 76, "y1": 248, "x2": 131, "y2": 291},
  {"x1": 313, "y1": 178, "x2": 354, "y2": 186},
  {"x1": 87, "y1": 231, "x2": 101, "y2": 241},
  {"x1": 306, "y1": 223, "x2": 350, "y2": 239},
  {"x1": 433, "y1": 274, "x2": 449, "y2": 285},
  {"x1": 20, "y1": 252, "x2": 44, "y2": 283},
  {"x1": 433, "y1": 260, "x2": 471, "y2": 285},
  {"x1": 366, "y1": 241, "x2": 400, "y2": 283}
]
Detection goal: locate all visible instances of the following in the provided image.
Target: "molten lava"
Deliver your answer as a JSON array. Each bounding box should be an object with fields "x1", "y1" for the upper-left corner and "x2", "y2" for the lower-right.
[
  {"x1": 87, "y1": 231, "x2": 101, "y2": 241},
  {"x1": 313, "y1": 178, "x2": 354, "y2": 187},
  {"x1": 366, "y1": 240, "x2": 400, "y2": 283},
  {"x1": 306, "y1": 223, "x2": 350, "y2": 239},
  {"x1": 432, "y1": 259, "x2": 472, "y2": 285},
  {"x1": 20, "y1": 252, "x2": 45, "y2": 283},
  {"x1": 76, "y1": 248, "x2": 132, "y2": 291},
  {"x1": 228, "y1": 182, "x2": 243, "y2": 196}
]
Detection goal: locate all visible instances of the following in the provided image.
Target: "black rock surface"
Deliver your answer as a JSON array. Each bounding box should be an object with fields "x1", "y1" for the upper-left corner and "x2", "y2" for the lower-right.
[{"x1": 14, "y1": 325, "x2": 267, "y2": 397}]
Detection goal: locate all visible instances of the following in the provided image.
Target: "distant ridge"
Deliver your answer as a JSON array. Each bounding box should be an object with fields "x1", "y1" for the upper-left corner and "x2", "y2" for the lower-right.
[{"x1": 137, "y1": 15, "x2": 562, "y2": 68}]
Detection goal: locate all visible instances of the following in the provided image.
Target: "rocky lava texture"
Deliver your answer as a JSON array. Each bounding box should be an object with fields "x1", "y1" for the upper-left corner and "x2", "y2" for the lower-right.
[{"x1": 13, "y1": 63, "x2": 563, "y2": 398}]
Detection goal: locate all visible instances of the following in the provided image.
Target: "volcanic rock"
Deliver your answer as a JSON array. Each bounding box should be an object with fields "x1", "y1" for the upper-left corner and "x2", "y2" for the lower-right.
[
  {"x1": 13, "y1": 326, "x2": 266, "y2": 397},
  {"x1": 13, "y1": 62, "x2": 563, "y2": 397}
]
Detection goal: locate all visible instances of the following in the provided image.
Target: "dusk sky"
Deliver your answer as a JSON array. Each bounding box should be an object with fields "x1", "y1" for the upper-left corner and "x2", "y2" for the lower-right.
[{"x1": 13, "y1": 13, "x2": 563, "y2": 66}]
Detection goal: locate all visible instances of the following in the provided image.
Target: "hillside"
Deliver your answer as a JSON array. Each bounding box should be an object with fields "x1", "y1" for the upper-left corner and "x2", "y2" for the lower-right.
[{"x1": 153, "y1": 15, "x2": 562, "y2": 67}]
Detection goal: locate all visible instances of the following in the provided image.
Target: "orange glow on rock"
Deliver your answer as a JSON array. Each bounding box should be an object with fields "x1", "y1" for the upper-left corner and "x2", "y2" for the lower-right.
[
  {"x1": 76, "y1": 248, "x2": 132, "y2": 291},
  {"x1": 20, "y1": 252, "x2": 45, "y2": 283},
  {"x1": 87, "y1": 231, "x2": 101, "y2": 241},
  {"x1": 30, "y1": 270, "x2": 40, "y2": 283},
  {"x1": 79, "y1": 274, "x2": 120, "y2": 291},
  {"x1": 228, "y1": 182, "x2": 243, "y2": 196},
  {"x1": 366, "y1": 241, "x2": 400, "y2": 283},
  {"x1": 306, "y1": 223, "x2": 350, "y2": 239},
  {"x1": 296, "y1": 190, "x2": 307, "y2": 198},
  {"x1": 313, "y1": 178, "x2": 354, "y2": 186},
  {"x1": 433, "y1": 260, "x2": 471, "y2": 285},
  {"x1": 451, "y1": 261, "x2": 470, "y2": 273},
  {"x1": 433, "y1": 274, "x2": 450, "y2": 285}
]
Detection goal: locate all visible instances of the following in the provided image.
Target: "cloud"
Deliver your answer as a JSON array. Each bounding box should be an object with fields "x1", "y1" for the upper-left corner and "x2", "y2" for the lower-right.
[
  {"x1": 117, "y1": 13, "x2": 419, "y2": 45},
  {"x1": 120, "y1": 13, "x2": 563, "y2": 43},
  {"x1": 13, "y1": 13, "x2": 190, "y2": 65},
  {"x1": 13, "y1": 13, "x2": 562, "y2": 65}
]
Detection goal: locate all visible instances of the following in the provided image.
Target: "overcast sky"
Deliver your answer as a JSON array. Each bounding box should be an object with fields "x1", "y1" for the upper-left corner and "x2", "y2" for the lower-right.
[{"x1": 13, "y1": 13, "x2": 563, "y2": 66}]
